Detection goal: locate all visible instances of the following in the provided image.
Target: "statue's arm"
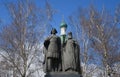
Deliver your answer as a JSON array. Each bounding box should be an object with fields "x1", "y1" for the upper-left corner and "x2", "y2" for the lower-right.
[
  {"x1": 58, "y1": 37, "x2": 61, "y2": 50},
  {"x1": 44, "y1": 37, "x2": 51, "y2": 49},
  {"x1": 75, "y1": 41, "x2": 82, "y2": 74}
]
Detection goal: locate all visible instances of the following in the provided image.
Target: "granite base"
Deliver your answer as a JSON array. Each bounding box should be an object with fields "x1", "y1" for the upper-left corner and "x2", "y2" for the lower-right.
[{"x1": 45, "y1": 72, "x2": 82, "y2": 77}]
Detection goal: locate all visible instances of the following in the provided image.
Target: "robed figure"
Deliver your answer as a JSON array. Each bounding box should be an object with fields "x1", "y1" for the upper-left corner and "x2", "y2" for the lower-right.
[
  {"x1": 63, "y1": 32, "x2": 81, "y2": 73},
  {"x1": 43, "y1": 28, "x2": 61, "y2": 72}
]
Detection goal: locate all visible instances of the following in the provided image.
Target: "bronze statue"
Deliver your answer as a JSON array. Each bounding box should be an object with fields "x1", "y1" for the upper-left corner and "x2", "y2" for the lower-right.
[
  {"x1": 43, "y1": 28, "x2": 82, "y2": 75},
  {"x1": 43, "y1": 28, "x2": 61, "y2": 72},
  {"x1": 63, "y1": 32, "x2": 81, "y2": 73}
]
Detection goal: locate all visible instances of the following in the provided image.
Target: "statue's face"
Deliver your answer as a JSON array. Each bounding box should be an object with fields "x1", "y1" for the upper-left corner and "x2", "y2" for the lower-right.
[
  {"x1": 51, "y1": 29, "x2": 57, "y2": 34},
  {"x1": 68, "y1": 35, "x2": 72, "y2": 39}
]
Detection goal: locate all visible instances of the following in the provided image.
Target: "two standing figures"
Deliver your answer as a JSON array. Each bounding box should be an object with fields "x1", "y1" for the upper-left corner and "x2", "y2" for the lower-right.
[{"x1": 43, "y1": 28, "x2": 81, "y2": 74}]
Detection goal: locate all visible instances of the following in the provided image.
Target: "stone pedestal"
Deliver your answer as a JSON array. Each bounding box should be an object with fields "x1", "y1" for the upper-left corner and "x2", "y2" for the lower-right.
[{"x1": 45, "y1": 72, "x2": 82, "y2": 77}]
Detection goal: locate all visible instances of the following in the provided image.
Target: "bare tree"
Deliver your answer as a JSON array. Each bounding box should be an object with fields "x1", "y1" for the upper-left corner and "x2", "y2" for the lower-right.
[
  {"x1": 0, "y1": 0, "x2": 55, "y2": 77},
  {"x1": 80, "y1": 5, "x2": 120, "y2": 77},
  {"x1": 69, "y1": 5, "x2": 120, "y2": 77}
]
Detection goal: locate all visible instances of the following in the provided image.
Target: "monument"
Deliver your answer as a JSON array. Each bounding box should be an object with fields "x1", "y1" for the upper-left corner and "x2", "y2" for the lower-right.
[{"x1": 43, "y1": 21, "x2": 82, "y2": 77}]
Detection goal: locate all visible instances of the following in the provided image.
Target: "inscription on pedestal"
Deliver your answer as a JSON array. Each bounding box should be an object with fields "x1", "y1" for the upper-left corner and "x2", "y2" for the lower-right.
[{"x1": 45, "y1": 72, "x2": 82, "y2": 77}]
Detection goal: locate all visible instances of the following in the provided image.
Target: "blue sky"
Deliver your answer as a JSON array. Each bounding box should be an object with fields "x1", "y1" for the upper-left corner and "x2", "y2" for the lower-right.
[
  {"x1": 48, "y1": 0, "x2": 120, "y2": 34},
  {"x1": 0, "y1": 0, "x2": 119, "y2": 65},
  {"x1": 0, "y1": 0, "x2": 120, "y2": 30}
]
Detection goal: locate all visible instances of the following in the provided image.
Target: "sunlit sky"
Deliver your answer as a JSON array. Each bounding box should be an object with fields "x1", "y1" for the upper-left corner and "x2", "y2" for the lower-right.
[
  {"x1": 48, "y1": 0, "x2": 120, "y2": 33},
  {"x1": 0, "y1": 0, "x2": 120, "y2": 32},
  {"x1": 0, "y1": 0, "x2": 120, "y2": 65}
]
